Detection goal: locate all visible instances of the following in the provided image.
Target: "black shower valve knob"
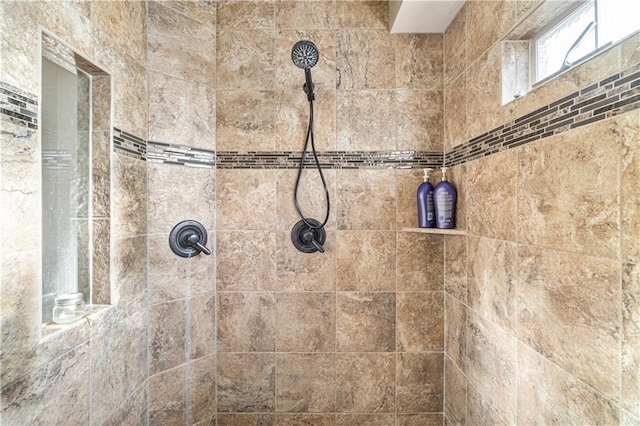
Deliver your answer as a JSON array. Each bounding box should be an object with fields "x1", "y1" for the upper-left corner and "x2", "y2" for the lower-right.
[{"x1": 169, "y1": 220, "x2": 211, "y2": 258}]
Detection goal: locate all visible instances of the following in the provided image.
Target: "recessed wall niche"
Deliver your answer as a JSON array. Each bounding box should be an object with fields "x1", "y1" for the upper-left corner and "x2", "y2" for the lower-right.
[{"x1": 40, "y1": 33, "x2": 111, "y2": 327}]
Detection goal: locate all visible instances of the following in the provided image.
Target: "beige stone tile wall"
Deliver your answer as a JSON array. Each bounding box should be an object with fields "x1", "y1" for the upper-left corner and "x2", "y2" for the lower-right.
[
  {"x1": 0, "y1": 1, "x2": 150, "y2": 424},
  {"x1": 442, "y1": 1, "x2": 640, "y2": 422}
]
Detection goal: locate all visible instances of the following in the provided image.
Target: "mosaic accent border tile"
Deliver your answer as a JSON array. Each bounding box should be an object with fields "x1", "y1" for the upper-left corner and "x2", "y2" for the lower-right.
[
  {"x1": 113, "y1": 127, "x2": 146, "y2": 160},
  {"x1": 147, "y1": 141, "x2": 215, "y2": 168},
  {"x1": 445, "y1": 62, "x2": 640, "y2": 167},
  {"x1": 0, "y1": 81, "x2": 39, "y2": 129}
]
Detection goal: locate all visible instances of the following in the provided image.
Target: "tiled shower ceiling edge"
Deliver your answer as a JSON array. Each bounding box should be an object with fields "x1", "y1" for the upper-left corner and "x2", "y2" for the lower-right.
[{"x1": 2, "y1": 61, "x2": 638, "y2": 169}]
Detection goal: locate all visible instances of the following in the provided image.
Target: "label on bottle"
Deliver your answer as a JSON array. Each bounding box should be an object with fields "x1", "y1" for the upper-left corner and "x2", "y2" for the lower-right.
[
  {"x1": 436, "y1": 192, "x2": 453, "y2": 224},
  {"x1": 427, "y1": 191, "x2": 434, "y2": 221}
]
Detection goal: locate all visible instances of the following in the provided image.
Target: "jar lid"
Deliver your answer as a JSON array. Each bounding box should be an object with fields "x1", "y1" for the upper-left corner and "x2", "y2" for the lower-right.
[{"x1": 54, "y1": 292, "x2": 83, "y2": 305}]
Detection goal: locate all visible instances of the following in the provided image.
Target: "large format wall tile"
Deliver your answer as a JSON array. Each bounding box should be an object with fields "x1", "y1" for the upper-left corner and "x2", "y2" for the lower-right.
[
  {"x1": 394, "y1": 34, "x2": 443, "y2": 91},
  {"x1": 336, "y1": 292, "x2": 395, "y2": 352},
  {"x1": 396, "y1": 353, "x2": 444, "y2": 413},
  {"x1": 396, "y1": 233, "x2": 443, "y2": 292},
  {"x1": 149, "y1": 366, "x2": 187, "y2": 425},
  {"x1": 334, "y1": 1, "x2": 388, "y2": 30},
  {"x1": 217, "y1": 353, "x2": 276, "y2": 412},
  {"x1": 112, "y1": 154, "x2": 147, "y2": 238},
  {"x1": 396, "y1": 90, "x2": 443, "y2": 151},
  {"x1": 444, "y1": 235, "x2": 467, "y2": 303},
  {"x1": 336, "y1": 30, "x2": 395, "y2": 90},
  {"x1": 396, "y1": 292, "x2": 444, "y2": 352},
  {"x1": 149, "y1": 71, "x2": 216, "y2": 149},
  {"x1": 466, "y1": 382, "x2": 508, "y2": 426},
  {"x1": 276, "y1": 1, "x2": 334, "y2": 30},
  {"x1": 517, "y1": 343, "x2": 619, "y2": 425},
  {"x1": 92, "y1": 0, "x2": 147, "y2": 61},
  {"x1": 276, "y1": 353, "x2": 335, "y2": 413},
  {"x1": 148, "y1": 233, "x2": 189, "y2": 304},
  {"x1": 336, "y1": 169, "x2": 396, "y2": 230},
  {"x1": 190, "y1": 355, "x2": 216, "y2": 423},
  {"x1": 148, "y1": 1, "x2": 216, "y2": 86},
  {"x1": 112, "y1": 236, "x2": 148, "y2": 317},
  {"x1": 336, "y1": 231, "x2": 396, "y2": 291},
  {"x1": 103, "y1": 384, "x2": 148, "y2": 426},
  {"x1": 517, "y1": 120, "x2": 620, "y2": 258},
  {"x1": 149, "y1": 300, "x2": 187, "y2": 375},
  {"x1": 335, "y1": 353, "x2": 395, "y2": 413},
  {"x1": 445, "y1": 356, "x2": 466, "y2": 426},
  {"x1": 217, "y1": 169, "x2": 277, "y2": 230},
  {"x1": 444, "y1": 74, "x2": 467, "y2": 150},
  {"x1": 466, "y1": 0, "x2": 517, "y2": 65},
  {"x1": 217, "y1": 29, "x2": 276, "y2": 89},
  {"x1": 336, "y1": 414, "x2": 395, "y2": 426},
  {"x1": 444, "y1": 4, "x2": 466, "y2": 85},
  {"x1": 275, "y1": 231, "x2": 336, "y2": 292},
  {"x1": 466, "y1": 313, "x2": 517, "y2": 423},
  {"x1": 217, "y1": 0, "x2": 275, "y2": 30},
  {"x1": 275, "y1": 292, "x2": 335, "y2": 352},
  {"x1": 189, "y1": 292, "x2": 216, "y2": 359},
  {"x1": 336, "y1": 90, "x2": 396, "y2": 151},
  {"x1": 217, "y1": 231, "x2": 277, "y2": 291},
  {"x1": 217, "y1": 292, "x2": 276, "y2": 352},
  {"x1": 156, "y1": 0, "x2": 216, "y2": 28},
  {"x1": 517, "y1": 245, "x2": 620, "y2": 400},
  {"x1": 216, "y1": 90, "x2": 276, "y2": 151},
  {"x1": 467, "y1": 150, "x2": 517, "y2": 241},
  {"x1": 445, "y1": 294, "x2": 467, "y2": 372},
  {"x1": 467, "y1": 236, "x2": 517, "y2": 332}
]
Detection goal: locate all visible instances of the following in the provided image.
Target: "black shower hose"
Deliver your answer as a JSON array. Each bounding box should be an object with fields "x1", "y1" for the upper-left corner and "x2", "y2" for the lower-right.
[{"x1": 293, "y1": 99, "x2": 330, "y2": 230}]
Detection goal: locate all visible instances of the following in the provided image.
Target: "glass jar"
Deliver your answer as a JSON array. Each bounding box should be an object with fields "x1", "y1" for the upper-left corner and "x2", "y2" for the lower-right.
[{"x1": 52, "y1": 293, "x2": 85, "y2": 324}]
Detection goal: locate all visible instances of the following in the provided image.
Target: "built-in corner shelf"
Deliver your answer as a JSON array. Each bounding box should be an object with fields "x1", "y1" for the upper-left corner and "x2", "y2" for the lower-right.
[{"x1": 402, "y1": 227, "x2": 467, "y2": 236}]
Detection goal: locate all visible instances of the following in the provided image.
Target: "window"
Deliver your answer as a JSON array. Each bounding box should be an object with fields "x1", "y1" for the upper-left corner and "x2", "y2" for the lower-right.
[{"x1": 533, "y1": 0, "x2": 640, "y2": 85}]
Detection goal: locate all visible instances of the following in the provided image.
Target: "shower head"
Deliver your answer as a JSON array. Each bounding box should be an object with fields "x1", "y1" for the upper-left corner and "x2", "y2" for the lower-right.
[{"x1": 291, "y1": 40, "x2": 319, "y2": 70}]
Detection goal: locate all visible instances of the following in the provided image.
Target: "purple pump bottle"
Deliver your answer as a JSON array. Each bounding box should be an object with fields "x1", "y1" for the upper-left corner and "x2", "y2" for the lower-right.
[
  {"x1": 433, "y1": 167, "x2": 457, "y2": 229},
  {"x1": 417, "y1": 168, "x2": 435, "y2": 228}
]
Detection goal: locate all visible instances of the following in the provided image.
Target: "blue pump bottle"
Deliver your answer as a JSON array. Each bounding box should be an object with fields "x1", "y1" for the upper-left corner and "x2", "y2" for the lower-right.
[
  {"x1": 433, "y1": 167, "x2": 457, "y2": 229},
  {"x1": 417, "y1": 168, "x2": 435, "y2": 228}
]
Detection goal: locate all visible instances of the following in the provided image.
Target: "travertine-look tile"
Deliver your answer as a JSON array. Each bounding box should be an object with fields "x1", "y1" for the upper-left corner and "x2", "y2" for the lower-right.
[
  {"x1": 276, "y1": 414, "x2": 335, "y2": 425},
  {"x1": 336, "y1": 292, "x2": 395, "y2": 352},
  {"x1": 397, "y1": 292, "x2": 444, "y2": 352},
  {"x1": 396, "y1": 353, "x2": 444, "y2": 413},
  {"x1": 466, "y1": 0, "x2": 517, "y2": 65},
  {"x1": 90, "y1": 312, "x2": 147, "y2": 422},
  {"x1": 216, "y1": 90, "x2": 276, "y2": 151},
  {"x1": 336, "y1": 90, "x2": 396, "y2": 150},
  {"x1": 190, "y1": 292, "x2": 216, "y2": 359},
  {"x1": 336, "y1": 169, "x2": 396, "y2": 230},
  {"x1": 444, "y1": 235, "x2": 467, "y2": 303},
  {"x1": 91, "y1": 131, "x2": 111, "y2": 219},
  {"x1": 447, "y1": 164, "x2": 467, "y2": 230},
  {"x1": 1, "y1": 343, "x2": 90, "y2": 425},
  {"x1": 395, "y1": 34, "x2": 443, "y2": 90},
  {"x1": 276, "y1": 29, "x2": 336, "y2": 91},
  {"x1": 156, "y1": 0, "x2": 217, "y2": 27},
  {"x1": 276, "y1": 353, "x2": 335, "y2": 413},
  {"x1": 336, "y1": 231, "x2": 395, "y2": 291},
  {"x1": 112, "y1": 154, "x2": 147, "y2": 238},
  {"x1": 190, "y1": 234, "x2": 217, "y2": 296},
  {"x1": 467, "y1": 236, "x2": 517, "y2": 332},
  {"x1": 217, "y1": 292, "x2": 276, "y2": 352},
  {"x1": 275, "y1": 292, "x2": 335, "y2": 352},
  {"x1": 148, "y1": 233, "x2": 189, "y2": 304},
  {"x1": 276, "y1": 1, "x2": 334, "y2": 29},
  {"x1": 148, "y1": 163, "x2": 216, "y2": 233},
  {"x1": 92, "y1": 0, "x2": 147, "y2": 61},
  {"x1": 112, "y1": 236, "x2": 148, "y2": 316},
  {"x1": 275, "y1": 231, "x2": 336, "y2": 292},
  {"x1": 216, "y1": 231, "x2": 277, "y2": 291},
  {"x1": 103, "y1": 384, "x2": 148, "y2": 426},
  {"x1": 445, "y1": 294, "x2": 467, "y2": 372},
  {"x1": 148, "y1": 71, "x2": 216, "y2": 149},
  {"x1": 445, "y1": 356, "x2": 467, "y2": 426},
  {"x1": 276, "y1": 169, "x2": 336, "y2": 232},
  {"x1": 190, "y1": 355, "x2": 216, "y2": 423},
  {"x1": 149, "y1": 300, "x2": 186, "y2": 374},
  {"x1": 335, "y1": 353, "x2": 395, "y2": 413},
  {"x1": 217, "y1": 169, "x2": 277, "y2": 230},
  {"x1": 623, "y1": 261, "x2": 640, "y2": 416},
  {"x1": 336, "y1": 30, "x2": 394, "y2": 90},
  {"x1": 217, "y1": 413, "x2": 275, "y2": 425},
  {"x1": 444, "y1": 74, "x2": 467, "y2": 151},
  {"x1": 466, "y1": 312, "x2": 517, "y2": 423},
  {"x1": 444, "y1": 4, "x2": 466, "y2": 85},
  {"x1": 467, "y1": 150, "x2": 517, "y2": 241},
  {"x1": 517, "y1": 343, "x2": 619, "y2": 425},
  {"x1": 217, "y1": 353, "x2": 276, "y2": 412},
  {"x1": 517, "y1": 245, "x2": 620, "y2": 400},
  {"x1": 148, "y1": 1, "x2": 216, "y2": 86},
  {"x1": 149, "y1": 366, "x2": 187, "y2": 425},
  {"x1": 217, "y1": 0, "x2": 275, "y2": 29},
  {"x1": 395, "y1": 169, "x2": 422, "y2": 229},
  {"x1": 396, "y1": 90, "x2": 443, "y2": 151},
  {"x1": 275, "y1": 89, "x2": 336, "y2": 151},
  {"x1": 396, "y1": 233, "x2": 444, "y2": 291},
  {"x1": 217, "y1": 29, "x2": 276, "y2": 89},
  {"x1": 336, "y1": 414, "x2": 394, "y2": 426},
  {"x1": 518, "y1": 121, "x2": 620, "y2": 258},
  {"x1": 334, "y1": 1, "x2": 388, "y2": 29},
  {"x1": 466, "y1": 382, "x2": 508, "y2": 426},
  {"x1": 620, "y1": 110, "x2": 640, "y2": 263}
]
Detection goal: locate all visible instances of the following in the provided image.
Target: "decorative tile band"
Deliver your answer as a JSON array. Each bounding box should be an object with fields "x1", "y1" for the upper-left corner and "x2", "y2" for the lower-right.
[
  {"x1": 113, "y1": 127, "x2": 146, "y2": 160},
  {"x1": 445, "y1": 62, "x2": 640, "y2": 167},
  {"x1": 0, "y1": 81, "x2": 39, "y2": 129},
  {"x1": 147, "y1": 141, "x2": 216, "y2": 167}
]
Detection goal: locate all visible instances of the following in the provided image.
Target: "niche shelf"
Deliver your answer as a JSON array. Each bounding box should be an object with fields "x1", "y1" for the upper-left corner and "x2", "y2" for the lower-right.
[{"x1": 402, "y1": 227, "x2": 467, "y2": 236}]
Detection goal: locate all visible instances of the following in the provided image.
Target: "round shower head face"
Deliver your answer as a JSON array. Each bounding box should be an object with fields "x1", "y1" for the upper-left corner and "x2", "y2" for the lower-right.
[{"x1": 291, "y1": 40, "x2": 319, "y2": 70}]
